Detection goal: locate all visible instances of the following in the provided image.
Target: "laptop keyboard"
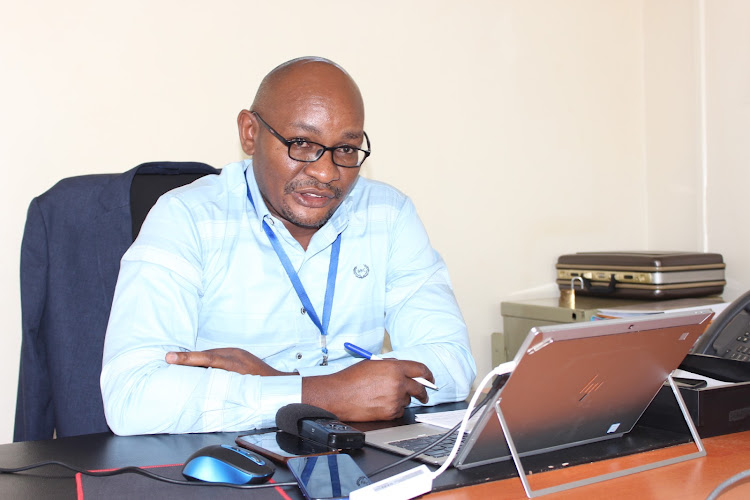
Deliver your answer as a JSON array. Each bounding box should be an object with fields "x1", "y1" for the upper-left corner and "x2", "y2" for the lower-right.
[{"x1": 388, "y1": 432, "x2": 466, "y2": 458}]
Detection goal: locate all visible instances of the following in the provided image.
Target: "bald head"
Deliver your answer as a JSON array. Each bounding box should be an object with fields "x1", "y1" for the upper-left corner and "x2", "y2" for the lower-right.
[{"x1": 250, "y1": 57, "x2": 364, "y2": 122}]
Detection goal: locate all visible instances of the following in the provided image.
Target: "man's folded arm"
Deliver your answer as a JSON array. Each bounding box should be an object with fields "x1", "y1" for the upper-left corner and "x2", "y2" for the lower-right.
[
  {"x1": 101, "y1": 346, "x2": 300, "y2": 435},
  {"x1": 100, "y1": 246, "x2": 303, "y2": 434}
]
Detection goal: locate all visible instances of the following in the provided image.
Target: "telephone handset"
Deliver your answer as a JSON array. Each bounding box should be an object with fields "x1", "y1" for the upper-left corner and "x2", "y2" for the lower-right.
[{"x1": 692, "y1": 289, "x2": 750, "y2": 360}]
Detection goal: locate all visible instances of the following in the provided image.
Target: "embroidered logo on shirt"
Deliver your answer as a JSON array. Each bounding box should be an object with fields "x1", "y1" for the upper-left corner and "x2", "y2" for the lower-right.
[{"x1": 353, "y1": 264, "x2": 369, "y2": 279}]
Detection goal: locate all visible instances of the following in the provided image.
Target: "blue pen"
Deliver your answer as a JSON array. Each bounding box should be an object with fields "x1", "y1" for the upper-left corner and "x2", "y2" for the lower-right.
[{"x1": 344, "y1": 342, "x2": 438, "y2": 390}]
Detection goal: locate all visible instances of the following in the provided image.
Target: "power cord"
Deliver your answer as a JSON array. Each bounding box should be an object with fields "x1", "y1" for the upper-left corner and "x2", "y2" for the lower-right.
[
  {"x1": 0, "y1": 460, "x2": 298, "y2": 490},
  {"x1": 431, "y1": 361, "x2": 514, "y2": 479},
  {"x1": 366, "y1": 366, "x2": 512, "y2": 478},
  {"x1": 351, "y1": 362, "x2": 516, "y2": 499}
]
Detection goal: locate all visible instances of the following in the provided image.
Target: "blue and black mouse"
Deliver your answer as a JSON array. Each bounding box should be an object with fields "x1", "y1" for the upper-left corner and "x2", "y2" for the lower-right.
[{"x1": 182, "y1": 444, "x2": 275, "y2": 484}]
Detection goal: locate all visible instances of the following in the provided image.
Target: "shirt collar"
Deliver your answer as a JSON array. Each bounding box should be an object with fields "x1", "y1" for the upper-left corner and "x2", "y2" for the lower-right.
[{"x1": 243, "y1": 159, "x2": 354, "y2": 248}]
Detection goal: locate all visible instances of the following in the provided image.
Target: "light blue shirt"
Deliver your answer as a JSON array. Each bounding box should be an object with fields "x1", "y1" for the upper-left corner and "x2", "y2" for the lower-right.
[{"x1": 101, "y1": 160, "x2": 476, "y2": 435}]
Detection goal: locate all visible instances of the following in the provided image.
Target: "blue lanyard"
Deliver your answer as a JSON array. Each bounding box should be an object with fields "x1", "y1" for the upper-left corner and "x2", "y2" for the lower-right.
[{"x1": 245, "y1": 177, "x2": 340, "y2": 365}]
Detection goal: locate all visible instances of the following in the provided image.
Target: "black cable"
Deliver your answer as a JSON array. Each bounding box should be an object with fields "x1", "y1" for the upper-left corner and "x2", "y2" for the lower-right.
[
  {"x1": 0, "y1": 460, "x2": 298, "y2": 490},
  {"x1": 366, "y1": 373, "x2": 508, "y2": 478}
]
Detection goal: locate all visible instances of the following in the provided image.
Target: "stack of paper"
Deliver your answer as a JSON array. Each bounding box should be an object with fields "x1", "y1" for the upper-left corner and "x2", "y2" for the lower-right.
[
  {"x1": 595, "y1": 297, "x2": 728, "y2": 319},
  {"x1": 414, "y1": 409, "x2": 481, "y2": 432}
]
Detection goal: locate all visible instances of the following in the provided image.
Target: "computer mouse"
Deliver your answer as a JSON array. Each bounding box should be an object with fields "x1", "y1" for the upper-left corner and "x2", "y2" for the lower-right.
[{"x1": 182, "y1": 444, "x2": 275, "y2": 484}]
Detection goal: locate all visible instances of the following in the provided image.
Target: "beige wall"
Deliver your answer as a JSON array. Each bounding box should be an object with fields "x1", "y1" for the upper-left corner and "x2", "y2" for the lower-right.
[
  {"x1": 703, "y1": 1, "x2": 750, "y2": 296},
  {"x1": 1, "y1": 0, "x2": 747, "y2": 443}
]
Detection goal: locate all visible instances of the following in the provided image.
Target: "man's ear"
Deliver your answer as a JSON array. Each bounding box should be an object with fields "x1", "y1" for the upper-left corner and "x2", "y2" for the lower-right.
[{"x1": 237, "y1": 109, "x2": 257, "y2": 156}]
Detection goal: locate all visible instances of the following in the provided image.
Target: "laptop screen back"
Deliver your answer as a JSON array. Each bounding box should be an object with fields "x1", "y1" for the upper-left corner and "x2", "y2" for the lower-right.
[{"x1": 455, "y1": 310, "x2": 712, "y2": 468}]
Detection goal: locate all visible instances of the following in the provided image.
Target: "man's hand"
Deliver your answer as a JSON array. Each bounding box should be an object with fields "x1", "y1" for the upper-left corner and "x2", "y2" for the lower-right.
[
  {"x1": 302, "y1": 359, "x2": 434, "y2": 422},
  {"x1": 165, "y1": 348, "x2": 293, "y2": 376}
]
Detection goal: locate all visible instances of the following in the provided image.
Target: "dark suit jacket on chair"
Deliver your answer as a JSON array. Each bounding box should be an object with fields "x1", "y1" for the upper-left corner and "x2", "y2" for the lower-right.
[{"x1": 14, "y1": 161, "x2": 218, "y2": 442}]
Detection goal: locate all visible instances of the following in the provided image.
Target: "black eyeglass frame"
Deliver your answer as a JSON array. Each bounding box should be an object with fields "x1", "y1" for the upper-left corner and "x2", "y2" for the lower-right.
[{"x1": 251, "y1": 111, "x2": 371, "y2": 168}]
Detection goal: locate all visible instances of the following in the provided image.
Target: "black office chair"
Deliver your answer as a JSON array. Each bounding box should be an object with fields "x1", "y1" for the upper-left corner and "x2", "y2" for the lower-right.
[{"x1": 14, "y1": 161, "x2": 219, "y2": 442}]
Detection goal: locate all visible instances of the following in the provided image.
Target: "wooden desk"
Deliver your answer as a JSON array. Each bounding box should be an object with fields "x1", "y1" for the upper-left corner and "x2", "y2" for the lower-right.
[{"x1": 430, "y1": 430, "x2": 750, "y2": 500}]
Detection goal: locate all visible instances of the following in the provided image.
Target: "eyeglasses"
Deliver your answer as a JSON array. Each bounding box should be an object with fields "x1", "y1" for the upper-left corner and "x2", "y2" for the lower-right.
[{"x1": 252, "y1": 111, "x2": 370, "y2": 168}]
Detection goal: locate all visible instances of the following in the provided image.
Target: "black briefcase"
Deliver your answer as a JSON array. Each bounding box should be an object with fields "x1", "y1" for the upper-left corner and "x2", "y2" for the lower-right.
[{"x1": 556, "y1": 251, "x2": 725, "y2": 299}]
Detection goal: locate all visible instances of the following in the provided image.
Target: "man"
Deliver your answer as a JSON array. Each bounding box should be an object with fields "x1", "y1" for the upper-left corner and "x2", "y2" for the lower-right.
[{"x1": 101, "y1": 57, "x2": 476, "y2": 435}]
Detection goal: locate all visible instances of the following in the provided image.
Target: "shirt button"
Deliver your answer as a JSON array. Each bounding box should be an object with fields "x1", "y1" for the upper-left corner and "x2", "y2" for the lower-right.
[
  {"x1": 301, "y1": 307, "x2": 306, "y2": 315},
  {"x1": 296, "y1": 353, "x2": 303, "y2": 360}
]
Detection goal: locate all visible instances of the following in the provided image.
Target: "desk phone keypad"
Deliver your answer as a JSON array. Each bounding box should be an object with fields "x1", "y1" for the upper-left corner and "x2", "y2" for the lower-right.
[
  {"x1": 715, "y1": 312, "x2": 750, "y2": 362},
  {"x1": 729, "y1": 333, "x2": 750, "y2": 362}
]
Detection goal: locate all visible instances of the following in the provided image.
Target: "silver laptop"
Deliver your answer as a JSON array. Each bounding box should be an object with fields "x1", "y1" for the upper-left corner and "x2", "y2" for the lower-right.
[{"x1": 366, "y1": 310, "x2": 713, "y2": 470}]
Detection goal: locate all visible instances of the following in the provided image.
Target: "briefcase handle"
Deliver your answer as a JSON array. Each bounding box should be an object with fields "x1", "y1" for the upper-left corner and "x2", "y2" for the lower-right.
[{"x1": 578, "y1": 274, "x2": 618, "y2": 295}]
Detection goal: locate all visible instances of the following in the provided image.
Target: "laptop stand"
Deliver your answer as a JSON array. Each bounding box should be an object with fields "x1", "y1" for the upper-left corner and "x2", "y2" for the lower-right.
[{"x1": 495, "y1": 374, "x2": 706, "y2": 497}]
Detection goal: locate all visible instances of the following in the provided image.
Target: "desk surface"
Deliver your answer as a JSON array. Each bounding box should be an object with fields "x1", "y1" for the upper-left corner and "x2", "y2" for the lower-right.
[
  {"x1": 429, "y1": 430, "x2": 750, "y2": 499},
  {"x1": 1, "y1": 418, "x2": 749, "y2": 499}
]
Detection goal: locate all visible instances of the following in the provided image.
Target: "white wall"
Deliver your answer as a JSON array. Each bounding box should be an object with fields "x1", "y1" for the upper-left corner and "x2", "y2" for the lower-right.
[
  {"x1": 703, "y1": 1, "x2": 750, "y2": 298},
  {"x1": 643, "y1": 0, "x2": 704, "y2": 251},
  {"x1": 1, "y1": 0, "x2": 747, "y2": 443}
]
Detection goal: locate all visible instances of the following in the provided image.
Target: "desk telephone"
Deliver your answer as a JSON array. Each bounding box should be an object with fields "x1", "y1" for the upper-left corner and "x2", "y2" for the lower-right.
[
  {"x1": 693, "y1": 290, "x2": 750, "y2": 360},
  {"x1": 683, "y1": 290, "x2": 750, "y2": 383}
]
